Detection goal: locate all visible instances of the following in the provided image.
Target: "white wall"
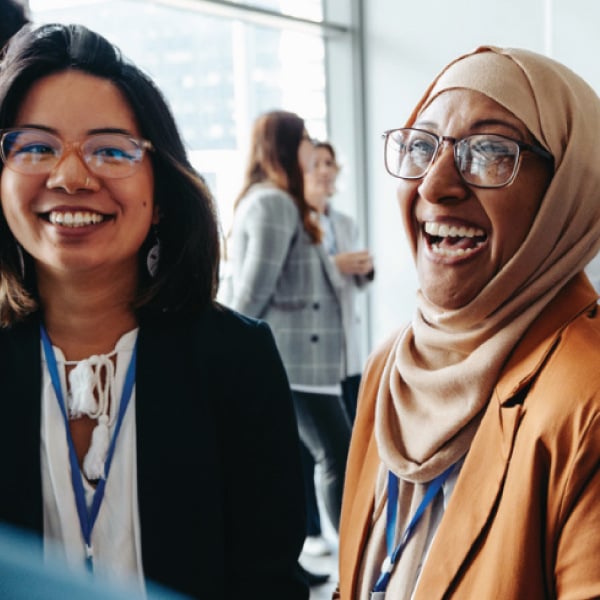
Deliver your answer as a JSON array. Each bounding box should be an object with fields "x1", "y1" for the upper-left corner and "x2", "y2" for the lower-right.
[{"x1": 361, "y1": 0, "x2": 600, "y2": 348}]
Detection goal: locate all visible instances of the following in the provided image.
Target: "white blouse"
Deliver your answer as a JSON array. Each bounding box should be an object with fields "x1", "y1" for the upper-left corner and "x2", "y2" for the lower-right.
[{"x1": 40, "y1": 329, "x2": 145, "y2": 592}]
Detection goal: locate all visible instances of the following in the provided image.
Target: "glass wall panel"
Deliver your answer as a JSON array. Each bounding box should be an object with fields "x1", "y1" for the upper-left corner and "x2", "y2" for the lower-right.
[{"x1": 231, "y1": 0, "x2": 322, "y2": 21}]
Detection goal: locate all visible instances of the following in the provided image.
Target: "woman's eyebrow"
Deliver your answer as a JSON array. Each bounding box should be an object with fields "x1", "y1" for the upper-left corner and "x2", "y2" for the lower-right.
[
  {"x1": 10, "y1": 124, "x2": 137, "y2": 137},
  {"x1": 412, "y1": 119, "x2": 437, "y2": 130},
  {"x1": 16, "y1": 123, "x2": 57, "y2": 133},
  {"x1": 412, "y1": 117, "x2": 526, "y2": 138},
  {"x1": 87, "y1": 127, "x2": 135, "y2": 136},
  {"x1": 469, "y1": 118, "x2": 525, "y2": 137}
]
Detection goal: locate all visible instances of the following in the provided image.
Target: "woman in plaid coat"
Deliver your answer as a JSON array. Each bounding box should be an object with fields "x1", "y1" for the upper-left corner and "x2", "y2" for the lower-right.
[{"x1": 228, "y1": 111, "x2": 351, "y2": 536}]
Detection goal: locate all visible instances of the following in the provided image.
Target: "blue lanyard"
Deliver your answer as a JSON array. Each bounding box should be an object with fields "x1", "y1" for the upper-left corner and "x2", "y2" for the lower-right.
[
  {"x1": 40, "y1": 324, "x2": 137, "y2": 572},
  {"x1": 371, "y1": 463, "x2": 456, "y2": 596}
]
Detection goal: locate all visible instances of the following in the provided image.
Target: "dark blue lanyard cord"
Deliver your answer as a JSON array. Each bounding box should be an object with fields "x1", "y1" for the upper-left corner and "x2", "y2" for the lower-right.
[
  {"x1": 40, "y1": 324, "x2": 137, "y2": 572},
  {"x1": 372, "y1": 463, "x2": 456, "y2": 594}
]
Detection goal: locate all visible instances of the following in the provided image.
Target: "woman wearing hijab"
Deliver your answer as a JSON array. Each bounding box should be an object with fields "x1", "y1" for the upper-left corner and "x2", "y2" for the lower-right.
[{"x1": 336, "y1": 46, "x2": 600, "y2": 599}]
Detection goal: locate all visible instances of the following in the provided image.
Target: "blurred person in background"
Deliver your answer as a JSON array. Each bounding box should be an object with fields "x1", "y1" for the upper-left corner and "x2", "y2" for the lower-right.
[
  {"x1": 0, "y1": 23, "x2": 307, "y2": 599},
  {"x1": 300, "y1": 141, "x2": 374, "y2": 558},
  {"x1": 227, "y1": 111, "x2": 351, "y2": 586},
  {"x1": 304, "y1": 141, "x2": 374, "y2": 422}
]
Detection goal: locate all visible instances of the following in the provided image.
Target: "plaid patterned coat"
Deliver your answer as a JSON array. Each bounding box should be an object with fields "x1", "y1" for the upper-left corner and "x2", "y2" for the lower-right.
[{"x1": 228, "y1": 183, "x2": 345, "y2": 386}]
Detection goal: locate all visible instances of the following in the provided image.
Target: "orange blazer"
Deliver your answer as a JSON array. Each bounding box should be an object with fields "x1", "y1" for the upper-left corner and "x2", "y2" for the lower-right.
[{"x1": 337, "y1": 273, "x2": 600, "y2": 599}]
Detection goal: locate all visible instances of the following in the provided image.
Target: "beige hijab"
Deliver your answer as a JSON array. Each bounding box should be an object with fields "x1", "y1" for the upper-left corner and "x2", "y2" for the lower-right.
[{"x1": 360, "y1": 47, "x2": 600, "y2": 599}]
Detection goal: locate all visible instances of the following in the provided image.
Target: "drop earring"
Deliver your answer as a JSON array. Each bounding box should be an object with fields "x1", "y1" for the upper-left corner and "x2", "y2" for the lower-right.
[{"x1": 146, "y1": 228, "x2": 160, "y2": 277}]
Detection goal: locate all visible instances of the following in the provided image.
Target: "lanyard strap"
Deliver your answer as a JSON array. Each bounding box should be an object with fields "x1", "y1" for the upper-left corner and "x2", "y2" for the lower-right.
[
  {"x1": 372, "y1": 463, "x2": 456, "y2": 594},
  {"x1": 40, "y1": 324, "x2": 137, "y2": 572}
]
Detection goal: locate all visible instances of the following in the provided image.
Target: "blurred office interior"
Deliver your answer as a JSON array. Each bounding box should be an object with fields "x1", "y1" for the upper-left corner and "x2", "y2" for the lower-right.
[{"x1": 23, "y1": 0, "x2": 600, "y2": 354}]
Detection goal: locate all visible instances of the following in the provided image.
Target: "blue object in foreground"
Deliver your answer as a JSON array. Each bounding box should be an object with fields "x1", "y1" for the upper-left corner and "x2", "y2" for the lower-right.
[{"x1": 0, "y1": 523, "x2": 191, "y2": 599}]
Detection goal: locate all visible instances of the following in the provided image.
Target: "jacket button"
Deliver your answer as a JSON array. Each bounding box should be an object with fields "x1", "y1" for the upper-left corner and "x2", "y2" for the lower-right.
[
  {"x1": 310, "y1": 334, "x2": 319, "y2": 343},
  {"x1": 313, "y1": 302, "x2": 320, "y2": 310}
]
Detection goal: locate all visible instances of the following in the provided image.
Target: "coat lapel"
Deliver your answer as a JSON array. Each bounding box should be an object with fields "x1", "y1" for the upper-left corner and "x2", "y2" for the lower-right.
[
  {"x1": 414, "y1": 397, "x2": 524, "y2": 598},
  {"x1": 314, "y1": 242, "x2": 343, "y2": 298},
  {"x1": 329, "y1": 210, "x2": 353, "y2": 254}
]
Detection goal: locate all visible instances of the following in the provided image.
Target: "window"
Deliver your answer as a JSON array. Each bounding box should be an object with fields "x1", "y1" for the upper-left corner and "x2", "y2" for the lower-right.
[
  {"x1": 230, "y1": 0, "x2": 323, "y2": 20},
  {"x1": 29, "y1": 0, "x2": 334, "y2": 232}
]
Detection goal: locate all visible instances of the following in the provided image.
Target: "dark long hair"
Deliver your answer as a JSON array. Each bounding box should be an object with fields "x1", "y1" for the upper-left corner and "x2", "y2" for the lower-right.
[
  {"x1": 234, "y1": 110, "x2": 321, "y2": 243},
  {"x1": 0, "y1": 23, "x2": 220, "y2": 325},
  {"x1": 0, "y1": 0, "x2": 29, "y2": 51}
]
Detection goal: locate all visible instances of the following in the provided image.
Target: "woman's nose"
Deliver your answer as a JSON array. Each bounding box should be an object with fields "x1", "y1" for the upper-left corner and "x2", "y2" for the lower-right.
[
  {"x1": 417, "y1": 143, "x2": 469, "y2": 204},
  {"x1": 45, "y1": 151, "x2": 100, "y2": 194}
]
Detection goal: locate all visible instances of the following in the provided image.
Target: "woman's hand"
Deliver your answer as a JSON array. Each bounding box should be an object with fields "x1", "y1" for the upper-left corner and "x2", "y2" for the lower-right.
[{"x1": 334, "y1": 250, "x2": 374, "y2": 276}]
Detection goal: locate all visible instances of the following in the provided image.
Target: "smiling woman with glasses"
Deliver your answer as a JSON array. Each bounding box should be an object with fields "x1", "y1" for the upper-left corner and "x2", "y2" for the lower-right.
[
  {"x1": 336, "y1": 46, "x2": 600, "y2": 600},
  {"x1": 0, "y1": 23, "x2": 308, "y2": 600}
]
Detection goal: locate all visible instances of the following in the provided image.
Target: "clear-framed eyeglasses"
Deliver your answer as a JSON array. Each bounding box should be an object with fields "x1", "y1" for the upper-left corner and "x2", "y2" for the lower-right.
[
  {"x1": 382, "y1": 127, "x2": 553, "y2": 188},
  {"x1": 0, "y1": 128, "x2": 154, "y2": 179}
]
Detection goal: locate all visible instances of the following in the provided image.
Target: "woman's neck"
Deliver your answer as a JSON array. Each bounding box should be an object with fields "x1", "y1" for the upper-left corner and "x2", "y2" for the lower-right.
[{"x1": 37, "y1": 267, "x2": 139, "y2": 360}]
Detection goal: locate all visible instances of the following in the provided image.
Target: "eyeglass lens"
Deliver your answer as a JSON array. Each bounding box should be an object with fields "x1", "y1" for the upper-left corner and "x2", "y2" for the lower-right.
[
  {"x1": 0, "y1": 129, "x2": 148, "y2": 179},
  {"x1": 385, "y1": 129, "x2": 520, "y2": 188}
]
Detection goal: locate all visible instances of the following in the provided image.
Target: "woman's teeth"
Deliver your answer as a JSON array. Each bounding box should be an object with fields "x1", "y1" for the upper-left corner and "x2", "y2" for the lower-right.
[
  {"x1": 432, "y1": 244, "x2": 480, "y2": 258},
  {"x1": 424, "y1": 222, "x2": 485, "y2": 238},
  {"x1": 424, "y1": 221, "x2": 486, "y2": 258},
  {"x1": 49, "y1": 211, "x2": 105, "y2": 227}
]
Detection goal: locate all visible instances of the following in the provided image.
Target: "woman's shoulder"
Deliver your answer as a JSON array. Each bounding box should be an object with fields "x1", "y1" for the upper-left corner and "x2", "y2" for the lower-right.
[
  {"x1": 234, "y1": 184, "x2": 300, "y2": 233},
  {"x1": 366, "y1": 329, "x2": 403, "y2": 367},
  {"x1": 240, "y1": 183, "x2": 297, "y2": 212},
  {"x1": 208, "y1": 302, "x2": 267, "y2": 330},
  {"x1": 544, "y1": 303, "x2": 600, "y2": 380},
  {"x1": 196, "y1": 306, "x2": 287, "y2": 381},
  {"x1": 520, "y1": 304, "x2": 600, "y2": 424},
  {"x1": 357, "y1": 328, "x2": 404, "y2": 407},
  {"x1": 198, "y1": 304, "x2": 276, "y2": 349},
  {"x1": 141, "y1": 306, "x2": 279, "y2": 369},
  {"x1": 328, "y1": 206, "x2": 356, "y2": 227}
]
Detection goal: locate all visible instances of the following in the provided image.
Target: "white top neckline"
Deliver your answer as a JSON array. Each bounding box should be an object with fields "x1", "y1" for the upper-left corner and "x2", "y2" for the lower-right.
[{"x1": 40, "y1": 328, "x2": 145, "y2": 592}]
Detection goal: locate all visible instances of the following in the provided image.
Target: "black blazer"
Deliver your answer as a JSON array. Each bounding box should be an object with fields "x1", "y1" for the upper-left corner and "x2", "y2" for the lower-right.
[{"x1": 0, "y1": 306, "x2": 308, "y2": 599}]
